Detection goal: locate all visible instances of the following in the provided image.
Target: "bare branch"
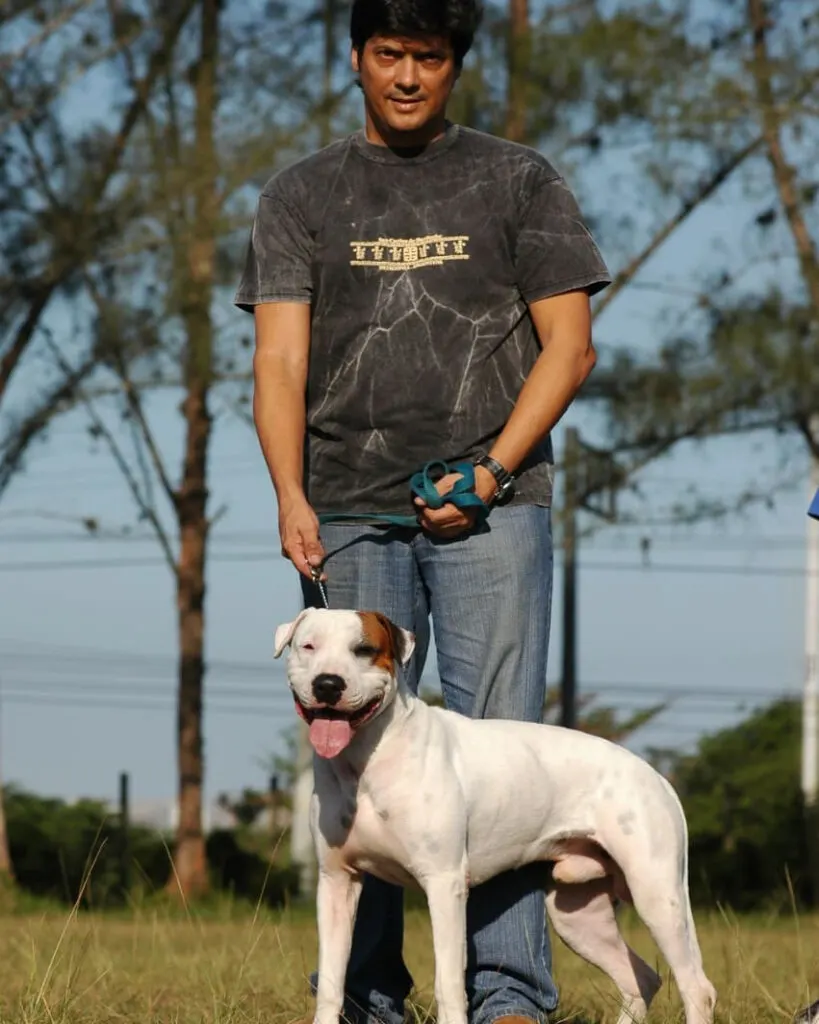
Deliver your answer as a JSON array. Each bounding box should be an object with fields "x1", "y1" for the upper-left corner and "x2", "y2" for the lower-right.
[
  {"x1": 83, "y1": 275, "x2": 180, "y2": 509},
  {"x1": 0, "y1": 351, "x2": 97, "y2": 499},
  {"x1": 0, "y1": 0, "x2": 99, "y2": 71},
  {"x1": 593, "y1": 135, "x2": 764, "y2": 321},
  {"x1": 0, "y1": 288, "x2": 53, "y2": 404},
  {"x1": 44, "y1": 339, "x2": 179, "y2": 577},
  {"x1": 0, "y1": 17, "x2": 147, "y2": 137},
  {"x1": 0, "y1": 0, "x2": 199, "y2": 406}
]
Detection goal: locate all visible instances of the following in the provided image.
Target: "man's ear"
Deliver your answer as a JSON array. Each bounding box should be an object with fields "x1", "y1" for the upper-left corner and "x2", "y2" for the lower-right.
[
  {"x1": 274, "y1": 609, "x2": 311, "y2": 659},
  {"x1": 351, "y1": 44, "x2": 361, "y2": 75}
]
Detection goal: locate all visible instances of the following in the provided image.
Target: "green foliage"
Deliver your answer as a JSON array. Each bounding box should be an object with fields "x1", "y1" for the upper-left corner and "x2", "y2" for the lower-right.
[
  {"x1": 664, "y1": 699, "x2": 811, "y2": 910},
  {"x1": 4, "y1": 787, "x2": 167, "y2": 905},
  {"x1": 206, "y1": 829, "x2": 300, "y2": 908},
  {"x1": 4, "y1": 788, "x2": 298, "y2": 909}
]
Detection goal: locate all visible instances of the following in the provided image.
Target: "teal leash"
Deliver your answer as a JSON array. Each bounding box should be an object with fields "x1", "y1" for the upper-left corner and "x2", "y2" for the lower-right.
[
  {"x1": 316, "y1": 459, "x2": 490, "y2": 528},
  {"x1": 311, "y1": 459, "x2": 490, "y2": 607}
]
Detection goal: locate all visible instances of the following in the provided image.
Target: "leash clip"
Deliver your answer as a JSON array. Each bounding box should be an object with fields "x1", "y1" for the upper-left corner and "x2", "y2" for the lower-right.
[{"x1": 310, "y1": 563, "x2": 330, "y2": 610}]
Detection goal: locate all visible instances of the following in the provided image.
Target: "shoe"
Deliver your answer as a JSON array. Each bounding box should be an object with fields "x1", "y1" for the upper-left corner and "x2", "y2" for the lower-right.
[{"x1": 795, "y1": 1000, "x2": 819, "y2": 1024}]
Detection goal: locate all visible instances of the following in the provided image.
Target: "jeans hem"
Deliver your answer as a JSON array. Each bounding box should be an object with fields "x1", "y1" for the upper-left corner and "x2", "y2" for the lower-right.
[{"x1": 475, "y1": 1003, "x2": 559, "y2": 1024}]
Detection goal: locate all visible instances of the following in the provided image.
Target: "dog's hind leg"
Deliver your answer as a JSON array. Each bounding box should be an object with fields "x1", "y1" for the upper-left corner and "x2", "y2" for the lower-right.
[
  {"x1": 546, "y1": 877, "x2": 661, "y2": 1024},
  {"x1": 625, "y1": 869, "x2": 716, "y2": 1024}
]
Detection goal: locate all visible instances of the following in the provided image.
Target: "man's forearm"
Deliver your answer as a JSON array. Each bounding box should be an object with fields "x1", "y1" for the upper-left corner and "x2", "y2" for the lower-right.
[
  {"x1": 488, "y1": 338, "x2": 595, "y2": 473},
  {"x1": 488, "y1": 292, "x2": 597, "y2": 474},
  {"x1": 253, "y1": 353, "x2": 308, "y2": 506}
]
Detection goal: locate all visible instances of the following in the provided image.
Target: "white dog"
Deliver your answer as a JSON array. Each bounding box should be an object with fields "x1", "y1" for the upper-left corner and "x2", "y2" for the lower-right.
[{"x1": 274, "y1": 607, "x2": 717, "y2": 1024}]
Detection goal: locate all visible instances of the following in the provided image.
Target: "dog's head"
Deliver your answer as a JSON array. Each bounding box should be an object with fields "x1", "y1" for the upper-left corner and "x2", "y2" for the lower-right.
[{"x1": 273, "y1": 608, "x2": 415, "y2": 759}]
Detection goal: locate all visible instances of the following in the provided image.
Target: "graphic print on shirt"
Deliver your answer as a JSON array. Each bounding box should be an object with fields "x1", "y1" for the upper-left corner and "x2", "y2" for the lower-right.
[{"x1": 350, "y1": 234, "x2": 470, "y2": 272}]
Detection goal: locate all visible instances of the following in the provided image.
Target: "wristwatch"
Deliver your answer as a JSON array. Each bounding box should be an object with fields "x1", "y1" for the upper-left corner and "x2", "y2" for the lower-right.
[{"x1": 474, "y1": 454, "x2": 516, "y2": 504}]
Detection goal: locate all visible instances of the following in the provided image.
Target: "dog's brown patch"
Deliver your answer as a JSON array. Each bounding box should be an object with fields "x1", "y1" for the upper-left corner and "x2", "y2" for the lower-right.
[{"x1": 356, "y1": 611, "x2": 404, "y2": 673}]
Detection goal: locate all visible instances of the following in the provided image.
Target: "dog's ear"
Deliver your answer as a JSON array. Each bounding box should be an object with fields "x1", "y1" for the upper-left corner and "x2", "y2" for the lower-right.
[
  {"x1": 274, "y1": 609, "x2": 311, "y2": 659},
  {"x1": 375, "y1": 613, "x2": 416, "y2": 668}
]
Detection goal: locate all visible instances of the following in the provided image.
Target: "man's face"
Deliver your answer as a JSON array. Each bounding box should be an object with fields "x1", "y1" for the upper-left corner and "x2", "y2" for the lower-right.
[{"x1": 352, "y1": 34, "x2": 459, "y2": 145}]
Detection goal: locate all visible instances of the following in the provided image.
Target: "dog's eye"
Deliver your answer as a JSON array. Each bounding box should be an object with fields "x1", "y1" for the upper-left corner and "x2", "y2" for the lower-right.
[
  {"x1": 301, "y1": 642, "x2": 315, "y2": 652},
  {"x1": 354, "y1": 644, "x2": 378, "y2": 659}
]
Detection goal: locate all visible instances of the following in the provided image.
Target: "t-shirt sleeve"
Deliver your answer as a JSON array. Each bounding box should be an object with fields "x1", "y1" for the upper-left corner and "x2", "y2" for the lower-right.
[
  {"x1": 234, "y1": 181, "x2": 313, "y2": 313},
  {"x1": 514, "y1": 163, "x2": 611, "y2": 304}
]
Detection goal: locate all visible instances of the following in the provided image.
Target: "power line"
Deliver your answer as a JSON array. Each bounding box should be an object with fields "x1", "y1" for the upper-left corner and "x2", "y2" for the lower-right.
[
  {"x1": 0, "y1": 679, "x2": 294, "y2": 702},
  {"x1": 0, "y1": 529, "x2": 810, "y2": 551},
  {"x1": 0, "y1": 552, "x2": 811, "y2": 576},
  {"x1": 0, "y1": 692, "x2": 288, "y2": 716},
  {"x1": 0, "y1": 673, "x2": 798, "y2": 707},
  {"x1": 0, "y1": 690, "x2": 761, "y2": 727},
  {"x1": 0, "y1": 644, "x2": 800, "y2": 700}
]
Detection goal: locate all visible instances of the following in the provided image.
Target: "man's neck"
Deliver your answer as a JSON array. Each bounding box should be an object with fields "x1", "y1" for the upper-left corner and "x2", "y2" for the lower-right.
[{"x1": 363, "y1": 114, "x2": 449, "y2": 152}]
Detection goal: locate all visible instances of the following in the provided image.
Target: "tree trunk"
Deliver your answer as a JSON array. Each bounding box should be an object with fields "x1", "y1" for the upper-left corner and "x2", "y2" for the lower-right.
[
  {"x1": 0, "y1": 779, "x2": 13, "y2": 883},
  {"x1": 505, "y1": 0, "x2": 530, "y2": 143},
  {"x1": 167, "y1": 0, "x2": 219, "y2": 901},
  {"x1": 746, "y1": 0, "x2": 819, "y2": 311},
  {"x1": 320, "y1": 0, "x2": 337, "y2": 147}
]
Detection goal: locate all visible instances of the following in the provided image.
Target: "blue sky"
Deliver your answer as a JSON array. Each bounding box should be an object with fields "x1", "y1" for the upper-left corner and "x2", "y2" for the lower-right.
[{"x1": 0, "y1": 1, "x2": 816, "y2": 813}]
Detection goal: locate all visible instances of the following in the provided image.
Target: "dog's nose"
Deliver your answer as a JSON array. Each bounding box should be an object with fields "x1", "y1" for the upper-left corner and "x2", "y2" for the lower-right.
[{"x1": 312, "y1": 673, "x2": 346, "y2": 706}]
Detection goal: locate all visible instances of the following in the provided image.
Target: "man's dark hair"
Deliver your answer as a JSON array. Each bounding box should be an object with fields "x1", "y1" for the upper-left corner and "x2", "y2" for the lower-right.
[{"x1": 350, "y1": 0, "x2": 484, "y2": 68}]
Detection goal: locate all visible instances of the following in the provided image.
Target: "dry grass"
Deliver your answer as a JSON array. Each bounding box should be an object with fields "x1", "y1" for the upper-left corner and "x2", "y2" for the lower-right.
[{"x1": 0, "y1": 900, "x2": 815, "y2": 1024}]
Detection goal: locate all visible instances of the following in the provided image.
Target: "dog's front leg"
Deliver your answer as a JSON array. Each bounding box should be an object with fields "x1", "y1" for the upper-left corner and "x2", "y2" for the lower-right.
[
  {"x1": 314, "y1": 868, "x2": 363, "y2": 1024},
  {"x1": 424, "y1": 870, "x2": 469, "y2": 1024}
]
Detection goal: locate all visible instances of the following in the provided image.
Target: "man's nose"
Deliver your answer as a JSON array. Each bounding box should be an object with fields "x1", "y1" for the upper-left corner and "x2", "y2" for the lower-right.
[
  {"x1": 312, "y1": 673, "x2": 346, "y2": 706},
  {"x1": 394, "y1": 56, "x2": 421, "y2": 91}
]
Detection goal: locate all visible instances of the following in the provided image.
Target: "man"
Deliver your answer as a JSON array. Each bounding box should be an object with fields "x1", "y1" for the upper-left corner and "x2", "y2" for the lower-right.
[{"x1": 235, "y1": 1, "x2": 611, "y2": 1021}]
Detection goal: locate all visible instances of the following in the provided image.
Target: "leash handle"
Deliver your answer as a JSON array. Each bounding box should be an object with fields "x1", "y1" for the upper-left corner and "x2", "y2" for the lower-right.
[
  {"x1": 318, "y1": 459, "x2": 490, "y2": 528},
  {"x1": 408, "y1": 460, "x2": 488, "y2": 514}
]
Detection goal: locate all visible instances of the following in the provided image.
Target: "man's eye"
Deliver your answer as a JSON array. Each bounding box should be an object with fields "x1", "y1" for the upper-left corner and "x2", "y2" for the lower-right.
[{"x1": 354, "y1": 644, "x2": 378, "y2": 658}]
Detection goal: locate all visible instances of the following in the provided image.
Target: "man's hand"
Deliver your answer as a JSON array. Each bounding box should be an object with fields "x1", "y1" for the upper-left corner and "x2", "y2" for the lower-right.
[
  {"x1": 279, "y1": 494, "x2": 327, "y2": 580},
  {"x1": 414, "y1": 467, "x2": 497, "y2": 539}
]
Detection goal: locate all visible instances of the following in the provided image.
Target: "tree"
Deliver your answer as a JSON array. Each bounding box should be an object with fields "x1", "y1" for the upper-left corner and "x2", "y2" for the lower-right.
[
  {"x1": 655, "y1": 699, "x2": 810, "y2": 910},
  {"x1": 583, "y1": 0, "x2": 819, "y2": 497},
  {"x1": 0, "y1": 1, "x2": 200, "y2": 491},
  {"x1": 0, "y1": 0, "x2": 205, "y2": 888},
  {"x1": 54, "y1": 0, "x2": 358, "y2": 898}
]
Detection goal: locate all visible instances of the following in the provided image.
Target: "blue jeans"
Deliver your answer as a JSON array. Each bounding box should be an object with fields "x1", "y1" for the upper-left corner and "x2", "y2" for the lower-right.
[{"x1": 301, "y1": 505, "x2": 558, "y2": 1024}]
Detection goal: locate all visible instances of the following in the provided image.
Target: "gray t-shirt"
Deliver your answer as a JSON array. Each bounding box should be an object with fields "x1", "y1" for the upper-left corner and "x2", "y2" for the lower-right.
[{"x1": 235, "y1": 124, "x2": 610, "y2": 516}]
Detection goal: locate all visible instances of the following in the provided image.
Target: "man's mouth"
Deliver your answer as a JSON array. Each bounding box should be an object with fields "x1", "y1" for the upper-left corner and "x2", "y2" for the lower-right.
[
  {"x1": 389, "y1": 98, "x2": 423, "y2": 110},
  {"x1": 294, "y1": 697, "x2": 382, "y2": 759}
]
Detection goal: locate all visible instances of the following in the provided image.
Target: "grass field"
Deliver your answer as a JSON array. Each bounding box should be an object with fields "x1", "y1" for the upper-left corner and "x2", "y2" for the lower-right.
[{"x1": 0, "y1": 901, "x2": 816, "y2": 1024}]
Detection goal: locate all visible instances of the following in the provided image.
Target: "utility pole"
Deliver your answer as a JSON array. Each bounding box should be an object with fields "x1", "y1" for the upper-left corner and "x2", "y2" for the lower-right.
[
  {"x1": 118, "y1": 771, "x2": 131, "y2": 902},
  {"x1": 803, "y1": 415, "x2": 819, "y2": 906},
  {"x1": 0, "y1": 674, "x2": 12, "y2": 883},
  {"x1": 560, "y1": 427, "x2": 580, "y2": 729}
]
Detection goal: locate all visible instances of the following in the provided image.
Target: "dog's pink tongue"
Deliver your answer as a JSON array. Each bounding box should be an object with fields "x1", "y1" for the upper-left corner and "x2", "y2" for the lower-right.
[{"x1": 309, "y1": 717, "x2": 354, "y2": 758}]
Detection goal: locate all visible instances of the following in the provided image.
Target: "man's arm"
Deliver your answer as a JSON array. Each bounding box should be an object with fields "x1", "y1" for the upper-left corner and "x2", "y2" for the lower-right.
[
  {"x1": 253, "y1": 302, "x2": 325, "y2": 579},
  {"x1": 417, "y1": 289, "x2": 596, "y2": 535},
  {"x1": 485, "y1": 288, "x2": 596, "y2": 474}
]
